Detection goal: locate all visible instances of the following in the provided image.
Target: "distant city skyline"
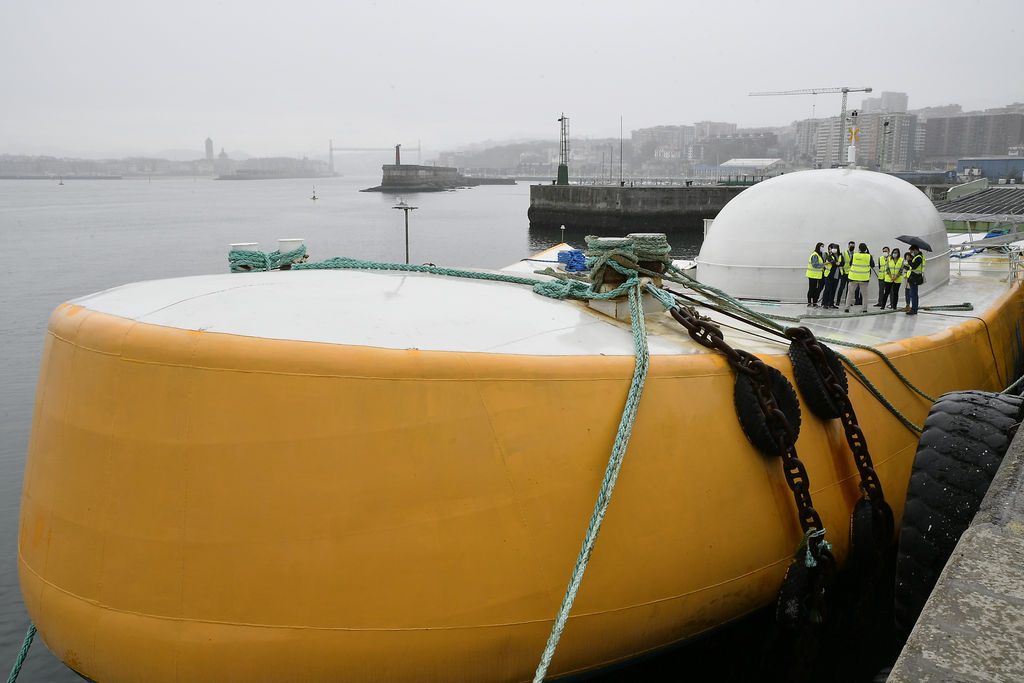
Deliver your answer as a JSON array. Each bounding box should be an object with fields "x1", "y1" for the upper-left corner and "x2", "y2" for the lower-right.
[
  {"x1": 6, "y1": 96, "x2": 1021, "y2": 167},
  {"x1": 2, "y1": 0, "x2": 1021, "y2": 159}
]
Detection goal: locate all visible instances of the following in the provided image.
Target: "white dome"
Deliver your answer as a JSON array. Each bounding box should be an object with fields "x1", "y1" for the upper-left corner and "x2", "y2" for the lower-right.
[{"x1": 695, "y1": 169, "x2": 949, "y2": 302}]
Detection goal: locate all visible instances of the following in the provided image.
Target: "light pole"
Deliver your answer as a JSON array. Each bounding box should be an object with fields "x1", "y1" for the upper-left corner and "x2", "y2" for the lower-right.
[
  {"x1": 879, "y1": 119, "x2": 891, "y2": 172},
  {"x1": 392, "y1": 199, "x2": 418, "y2": 264}
]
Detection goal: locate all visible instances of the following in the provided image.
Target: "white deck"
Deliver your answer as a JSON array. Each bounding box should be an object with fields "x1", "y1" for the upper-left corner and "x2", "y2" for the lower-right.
[{"x1": 69, "y1": 245, "x2": 1018, "y2": 357}]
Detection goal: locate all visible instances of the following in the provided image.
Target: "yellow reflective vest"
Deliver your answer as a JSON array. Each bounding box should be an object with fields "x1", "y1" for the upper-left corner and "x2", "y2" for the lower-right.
[
  {"x1": 849, "y1": 252, "x2": 871, "y2": 282},
  {"x1": 880, "y1": 254, "x2": 892, "y2": 282},
  {"x1": 842, "y1": 250, "x2": 854, "y2": 275},
  {"x1": 805, "y1": 251, "x2": 824, "y2": 279},
  {"x1": 889, "y1": 257, "x2": 904, "y2": 283}
]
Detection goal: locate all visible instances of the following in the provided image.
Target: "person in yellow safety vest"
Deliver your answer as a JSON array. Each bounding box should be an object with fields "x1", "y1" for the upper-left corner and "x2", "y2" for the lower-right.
[
  {"x1": 844, "y1": 242, "x2": 874, "y2": 313},
  {"x1": 886, "y1": 248, "x2": 904, "y2": 310},
  {"x1": 905, "y1": 245, "x2": 926, "y2": 315},
  {"x1": 835, "y1": 240, "x2": 857, "y2": 305},
  {"x1": 820, "y1": 243, "x2": 843, "y2": 308},
  {"x1": 805, "y1": 242, "x2": 826, "y2": 306},
  {"x1": 874, "y1": 246, "x2": 892, "y2": 307}
]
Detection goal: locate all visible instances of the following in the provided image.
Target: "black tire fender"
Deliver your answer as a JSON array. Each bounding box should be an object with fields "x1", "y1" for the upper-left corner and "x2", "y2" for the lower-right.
[
  {"x1": 789, "y1": 340, "x2": 849, "y2": 420},
  {"x1": 893, "y1": 389, "x2": 1023, "y2": 634},
  {"x1": 849, "y1": 494, "x2": 894, "y2": 574},
  {"x1": 733, "y1": 365, "x2": 802, "y2": 458}
]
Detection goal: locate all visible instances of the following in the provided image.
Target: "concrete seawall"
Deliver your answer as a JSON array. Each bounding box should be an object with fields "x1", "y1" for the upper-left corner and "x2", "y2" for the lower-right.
[
  {"x1": 527, "y1": 184, "x2": 747, "y2": 232},
  {"x1": 362, "y1": 165, "x2": 515, "y2": 192},
  {"x1": 888, "y1": 423, "x2": 1024, "y2": 681}
]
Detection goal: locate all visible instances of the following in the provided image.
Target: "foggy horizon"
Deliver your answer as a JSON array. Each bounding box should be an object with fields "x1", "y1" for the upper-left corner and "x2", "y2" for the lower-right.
[{"x1": 2, "y1": 0, "x2": 1021, "y2": 160}]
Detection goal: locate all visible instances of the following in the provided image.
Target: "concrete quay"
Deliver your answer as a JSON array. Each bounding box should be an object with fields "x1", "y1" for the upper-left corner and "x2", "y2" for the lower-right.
[
  {"x1": 888, "y1": 425, "x2": 1024, "y2": 682},
  {"x1": 527, "y1": 184, "x2": 746, "y2": 232}
]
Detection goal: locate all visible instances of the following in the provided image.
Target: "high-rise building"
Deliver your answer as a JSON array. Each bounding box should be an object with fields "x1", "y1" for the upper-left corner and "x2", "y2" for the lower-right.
[
  {"x1": 880, "y1": 92, "x2": 909, "y2": 113},
  {"x1": 694, "y1": 121, "x2": 737, "y2": 140},
  {"x1": 861, "y1": 92, "x2": 909, "y2": 115},
  {"x1": 631, "y1": 125, "x2": 696, "y2": 164},
  {"x1": 858, "y1": 113, "x2": 919, "y2": 172},
  {"x1": 205, "y1": 138, "x2": 214, "y2": 161},
  {"x1": 922, "y1": 113, "x2": 1024, "y2": 165},
  {"x1": 794, "y1": 119, "x2": 823, "y2": 165},
  {"x1": 810, "y1": 105, "x2": 917, "y2": 170},
  {"x1": 813, "y1": 117, "x2": 845, "y2": 168}
]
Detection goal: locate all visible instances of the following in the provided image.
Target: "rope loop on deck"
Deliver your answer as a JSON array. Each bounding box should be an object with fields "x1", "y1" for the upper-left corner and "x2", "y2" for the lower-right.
[{"x1": 228, "y1": 245, "x2": 308, "y2": 272}]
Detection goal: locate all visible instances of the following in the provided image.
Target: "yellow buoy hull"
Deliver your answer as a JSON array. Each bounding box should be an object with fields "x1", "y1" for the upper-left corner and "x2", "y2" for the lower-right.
[{"x1": 19, "y1": 281, "x2": 1023, "y2": 682}]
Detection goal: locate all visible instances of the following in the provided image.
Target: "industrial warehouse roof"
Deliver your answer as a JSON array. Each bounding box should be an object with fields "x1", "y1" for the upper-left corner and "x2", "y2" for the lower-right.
[
  {"x1": 936, "y1": 186, "x2": 1024, "y2": 222},
  {"x1": 720, "y1": 158, "x2": 782, "y2": 168}
]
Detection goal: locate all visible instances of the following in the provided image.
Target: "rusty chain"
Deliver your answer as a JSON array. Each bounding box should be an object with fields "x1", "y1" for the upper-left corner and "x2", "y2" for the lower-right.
[
  {"x1": 670, "y1": 306, "x2": 825, "y2": 536},
  {"x1": 784, "y1": 326, "x2": 886, "y2": 503}
]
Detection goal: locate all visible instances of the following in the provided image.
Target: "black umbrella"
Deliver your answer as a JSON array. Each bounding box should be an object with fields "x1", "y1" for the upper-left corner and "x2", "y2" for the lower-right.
[{"x1": 895, "y1": 235, "x2": 933, "y2": 252}]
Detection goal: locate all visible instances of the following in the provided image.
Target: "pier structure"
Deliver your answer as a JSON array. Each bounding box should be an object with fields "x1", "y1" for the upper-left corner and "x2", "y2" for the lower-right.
[{"x1": 527, "y1": 184, "x2": 747, "y2": 232}]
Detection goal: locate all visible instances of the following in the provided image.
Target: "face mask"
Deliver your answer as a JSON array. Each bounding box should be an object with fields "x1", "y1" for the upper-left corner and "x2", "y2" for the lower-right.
[{"x1": 831, "y1": 248, "x2": 838, "y2": 253}]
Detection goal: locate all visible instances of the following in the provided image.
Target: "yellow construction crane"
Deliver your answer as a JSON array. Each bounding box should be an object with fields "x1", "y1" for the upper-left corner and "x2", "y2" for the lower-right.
[{"x1": 750, "y1": 86, "x2": 872, "y2": 165}]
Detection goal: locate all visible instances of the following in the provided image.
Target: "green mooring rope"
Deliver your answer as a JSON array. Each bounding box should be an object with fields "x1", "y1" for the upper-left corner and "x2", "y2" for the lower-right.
[
  {"x1": 6, "y1": 623, "x2": 35, "y2": 683},
  {"x1": 532, "y1": 282, "x2": 650, "y2": 682},
  {"x1": 832, "y1": 349, "x2": 924, "y2": 434},
  {"x1": 1003, "y1": 372, "x2": 1024, "y2": 395}
]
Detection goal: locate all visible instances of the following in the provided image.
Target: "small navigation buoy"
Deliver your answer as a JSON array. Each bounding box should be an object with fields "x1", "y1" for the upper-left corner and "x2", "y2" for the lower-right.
[
  {"x1": 311, "y1": 186, "x2": 317, "y2": 201},
  {"x1": 58, "y1": 176, "x2": 63, "y2": 185}
]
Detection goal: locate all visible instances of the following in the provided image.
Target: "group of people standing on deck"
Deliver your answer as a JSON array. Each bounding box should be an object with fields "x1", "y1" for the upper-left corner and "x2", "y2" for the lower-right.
[{"x1": 806, "y1": 240, "x2": 927, "y2": 315}]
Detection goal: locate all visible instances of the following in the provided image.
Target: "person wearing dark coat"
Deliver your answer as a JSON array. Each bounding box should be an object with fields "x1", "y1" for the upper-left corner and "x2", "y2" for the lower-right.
[
  {"x1": 820, "y1": 243, "x2": 842, "y2": 309},
  {"x1": 887, "y1": 248, "x2": 904, "y2": 309},
  {"x1": 844, "y1": 243, "x2": 875, "y2": 313},
  {"x1": 835, "y1": 240, "x2": 855, "y2": 304},
  {"x1": 874, "y1": 246, "x2": 892, "y2": 307},
  {"x1": 805, "y1": 242, "x2": 826, "y2": 306},
  {"x1": 905, "y1": 245, "x2": 926, "y2": 315}
]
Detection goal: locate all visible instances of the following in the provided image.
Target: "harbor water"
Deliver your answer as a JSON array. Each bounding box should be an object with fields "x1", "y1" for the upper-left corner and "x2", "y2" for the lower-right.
[{"x1": 0, "y1": 175, "x2": 709, "y2": 681}]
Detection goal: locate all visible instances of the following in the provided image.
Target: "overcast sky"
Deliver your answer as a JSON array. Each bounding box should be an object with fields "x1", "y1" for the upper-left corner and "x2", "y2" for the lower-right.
[{"x1": 2, "y1": 0, "x2": 1021, "y2": 159}]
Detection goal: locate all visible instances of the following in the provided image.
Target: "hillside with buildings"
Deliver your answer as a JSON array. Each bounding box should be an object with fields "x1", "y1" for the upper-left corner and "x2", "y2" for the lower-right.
[
  {"x1": 0, "y1": 137, "x2": 331, "y2": 180},
  {"x1": 3, "y1": 97, "x2": 1022, "y2": 184},
  {"x1": 434, "y1": 96, "x2": 1024, "y2": 184}
]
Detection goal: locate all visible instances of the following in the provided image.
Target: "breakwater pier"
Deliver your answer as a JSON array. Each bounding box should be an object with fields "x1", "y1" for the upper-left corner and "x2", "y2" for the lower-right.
[{"x1": 527, "y1": 184, "x2": 747, "y2": 232}]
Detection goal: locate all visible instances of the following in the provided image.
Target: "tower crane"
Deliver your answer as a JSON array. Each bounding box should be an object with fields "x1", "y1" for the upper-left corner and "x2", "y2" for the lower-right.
[{"x1": 750, "y1": 86, "x2": 872, "y2": 166}]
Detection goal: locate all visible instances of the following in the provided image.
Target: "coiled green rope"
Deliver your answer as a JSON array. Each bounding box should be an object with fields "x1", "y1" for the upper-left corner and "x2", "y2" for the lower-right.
[
  {"x1": 228, "y1": 245, "x2": 308, "y2": 273},
  {"x1": 6, "y1": 623, "x2": 35, "y2": 683}
]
